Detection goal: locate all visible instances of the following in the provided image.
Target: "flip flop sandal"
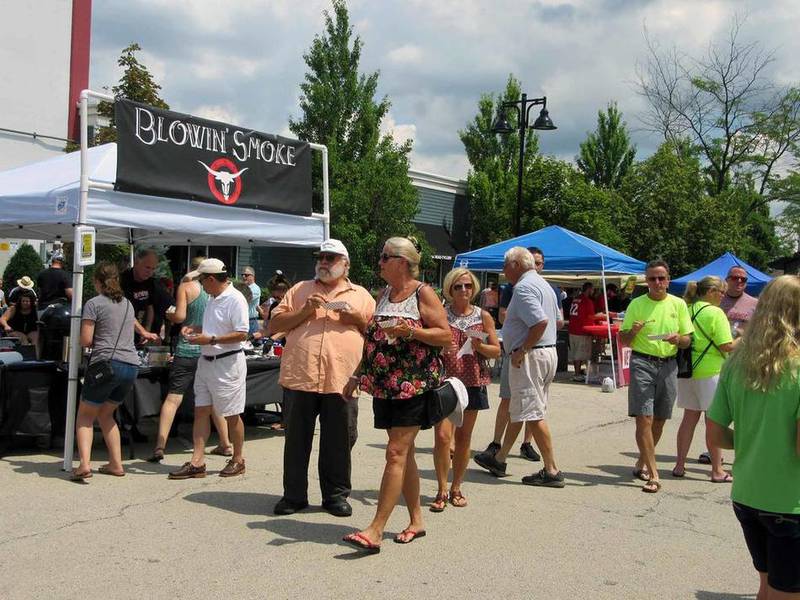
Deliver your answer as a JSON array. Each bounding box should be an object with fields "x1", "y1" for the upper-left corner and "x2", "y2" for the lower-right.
[
  {"x1": 342, "y1": 532, "x2": 381, "y2": 554},
  {"x1": 70, "y1": 469, "x2": 92, "y2": 482},
  {"x1": 711, "y1": 474, "x2": 733, "y2": 483},
  {"x1": 429, "y1": 492, "x2": 448, "y2": 513},
  {"x1": 632, "y1": 468, "x2": 650, "y2": 481},
  {"x1": 642, "y1": 480, "x2": 662, "y2": 493},
  {"x1": 210, "y1": 445, "x2": 234, "y2": 457},
  {"x1": 98, "y1": 465, "x2": 125, "y2": 477},
  {"x1": 449, "y1": 490, "x2": 468, "y2": 508},
  {"x1": 671, "y1": 467, "x2": 685, "y2": 478},
  {"x1": 146, "y1": 448, "x2": 165, "y2": 463},
  {"x1": 393, "y1": 528, "x2": 427, "y2": 544}
]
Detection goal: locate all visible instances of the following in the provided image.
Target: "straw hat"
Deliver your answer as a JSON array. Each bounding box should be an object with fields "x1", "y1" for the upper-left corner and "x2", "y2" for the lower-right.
[{"x1": 16, "y1": 276, "x2": 34, "y2": 289}]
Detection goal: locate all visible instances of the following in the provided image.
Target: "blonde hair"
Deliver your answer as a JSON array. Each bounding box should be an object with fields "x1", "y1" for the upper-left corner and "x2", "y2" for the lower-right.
[
  {"x1": 683, "y1": 276, "x2": 725, "y2": 304},
  {"x1": 191, "y1": 255, "x2": 206, "y2": 269},
  {"x1": 442, "y1": 268, "x2": 480, "y2": 303},
  {"x1": 385, "y1": 237, "x2": 421, "y2": 278},
  {"x1": 727, "y1": 275, "x2": 800, "y2": 392}
]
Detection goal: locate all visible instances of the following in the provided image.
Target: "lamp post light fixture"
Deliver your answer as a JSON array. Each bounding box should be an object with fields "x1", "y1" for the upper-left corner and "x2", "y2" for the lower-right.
[{"x1": 491, "y1": 93, "x2": 556, "y2": 235}]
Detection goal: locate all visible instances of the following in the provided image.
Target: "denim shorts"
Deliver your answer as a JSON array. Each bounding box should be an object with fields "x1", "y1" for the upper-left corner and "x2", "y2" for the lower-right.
[
  {"x1": 82, "y1": 359, "x2": 138, "y2": 405},
  {"x1": 733, "y1": 501, "x2": 800, "y2": 593}
]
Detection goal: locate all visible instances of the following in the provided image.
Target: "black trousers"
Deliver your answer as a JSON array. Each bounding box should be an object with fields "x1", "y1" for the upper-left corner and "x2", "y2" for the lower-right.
[{"x1": 282, "y1": 389, "x2": 358, "y2": 504}]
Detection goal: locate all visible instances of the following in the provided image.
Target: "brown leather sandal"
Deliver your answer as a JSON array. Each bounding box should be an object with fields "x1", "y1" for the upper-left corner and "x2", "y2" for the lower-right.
[
  {"x1": 449, "y1": 490, "x2": 468, "y2": 507},
  {"x1": 429, "y1": 492, "x2": 448, "y2": 512}
]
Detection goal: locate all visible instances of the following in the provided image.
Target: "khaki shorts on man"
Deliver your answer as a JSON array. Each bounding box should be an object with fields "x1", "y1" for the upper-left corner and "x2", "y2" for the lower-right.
[{"x1": 509, "y1": 346, "x2": 557, "y2": 422}]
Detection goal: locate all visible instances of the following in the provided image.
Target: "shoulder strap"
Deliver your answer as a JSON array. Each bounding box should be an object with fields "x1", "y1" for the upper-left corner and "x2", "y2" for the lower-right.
[{"x1": 108, "y1": 299, "x2": 131, "y2": 362}]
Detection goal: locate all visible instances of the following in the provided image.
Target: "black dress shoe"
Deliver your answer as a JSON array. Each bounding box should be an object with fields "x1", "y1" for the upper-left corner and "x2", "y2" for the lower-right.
[
  {"x1": 274, "y1": 498, "x2": 309, "y2": 515},
  {"x1": 323, "y1": 500, "x2": 352, "y2": 517}
]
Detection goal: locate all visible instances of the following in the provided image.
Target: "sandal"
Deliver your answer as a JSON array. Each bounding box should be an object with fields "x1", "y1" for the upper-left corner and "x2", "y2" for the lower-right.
[
  {"x1": 393, "y1": 528, "x2": 427, "y2": 544},
  {"x1": 210, "y1": 445, "x2": 233, "y2": 457},
  {"x1": 342, "y1": 532, "x2": 381, "y2": 554},
  {"x1": 671, "y1": 467, "x2": 685, "y2": 478},
  {"x1": 642, "y1": 480, "x2": 662, "y2": 493},
  {"x1": 449, "y1": 490, "x2": 468, "y2": 508},
  {"x1": 711, "y1": 473, "x2": 733, "y2": 483},
  {"x1": 146, "y1": 448, "x2": 165, "y2": 463},
  {"x1": 632, "y1": 468, "x2": 650, "y2": 482},
  {"x1": 429, "y1": 492, "x2": 448, "y2": 513},
  {"x1": 98, "y1": 465, "x2": 125, "y2": 477},
  {"x1": 70, "y1": 468, "x2": 92, "y2": 482}
]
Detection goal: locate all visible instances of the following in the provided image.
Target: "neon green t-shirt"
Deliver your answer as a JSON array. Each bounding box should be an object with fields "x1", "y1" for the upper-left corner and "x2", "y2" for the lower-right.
[
  {"x1": 708, "y1": 365, "x2": 800, "y2": 514},
  {"x1": 689, "y1": 301, "x2": 733, "y2": 379},
  {"x1": 621, "y1": 293, "x2": 693, "y2": 358}
]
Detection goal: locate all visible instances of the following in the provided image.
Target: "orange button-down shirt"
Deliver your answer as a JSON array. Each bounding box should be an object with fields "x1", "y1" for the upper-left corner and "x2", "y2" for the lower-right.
[{"x1": 274, "y1": 278, "x2": 375, "y2": 394}]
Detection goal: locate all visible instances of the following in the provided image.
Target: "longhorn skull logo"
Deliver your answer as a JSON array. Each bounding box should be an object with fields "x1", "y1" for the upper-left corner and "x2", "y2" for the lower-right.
[{"x1": 198, "y1": 160, "x2": 249, "y2": 202}]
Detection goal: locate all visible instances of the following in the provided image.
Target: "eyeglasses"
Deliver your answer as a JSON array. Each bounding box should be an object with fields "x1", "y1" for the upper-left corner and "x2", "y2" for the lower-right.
[
  {"x1": 646, "y1": 276, "x2": 668, "y2": 282},
  {"x1": 728, "y1": 276, "x2": 748, "y2": 283},
  {"x1": 317, "y1": 253, "x2": 340, "y2": 263},
  {"x1": 534, "y1": 261, "x2": 544, "y2": 267},
  {"x1": 452, "y1": 283, "x2": 473, "y2": 291},
  {"x1": 243, "y1": 273, "x2": 255, "y2": 277},
  {"x1": 380, "y1": 253, "x2": 402, "y2": 262}
]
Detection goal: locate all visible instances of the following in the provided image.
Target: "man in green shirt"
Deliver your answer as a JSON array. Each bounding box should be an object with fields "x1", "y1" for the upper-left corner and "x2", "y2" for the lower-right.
[{"x1": 620, "y1": 260, "x2": 693, "y2": 493}]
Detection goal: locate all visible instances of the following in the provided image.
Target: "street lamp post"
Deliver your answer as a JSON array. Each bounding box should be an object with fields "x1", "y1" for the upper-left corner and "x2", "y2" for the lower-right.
[{"x1": 491, "y1": 93, "x2": 556, "y2": 235}]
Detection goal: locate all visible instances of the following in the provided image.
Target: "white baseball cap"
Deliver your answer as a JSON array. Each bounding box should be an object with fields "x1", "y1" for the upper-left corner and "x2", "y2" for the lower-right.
[
  {"x1": 319, "y1": 239, "x2": 349, "y2": 260},
  {"x1": 186, "y1": 258, "x2": 227, "y2": 280}
]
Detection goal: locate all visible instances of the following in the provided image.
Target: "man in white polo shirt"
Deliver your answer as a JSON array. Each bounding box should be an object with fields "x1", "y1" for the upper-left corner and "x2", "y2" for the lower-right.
[{"x1": 169, "y1": 258, "x2": 250, "y2": 479}]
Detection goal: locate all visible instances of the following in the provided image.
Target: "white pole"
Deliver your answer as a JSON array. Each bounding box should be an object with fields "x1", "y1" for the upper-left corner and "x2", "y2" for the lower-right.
[
  {"x1": 600, "y1": 258, "x2": 617, "y2": 389},
  {"x1": 310, "y1": 143, "x2": 330, "y2": 240}
]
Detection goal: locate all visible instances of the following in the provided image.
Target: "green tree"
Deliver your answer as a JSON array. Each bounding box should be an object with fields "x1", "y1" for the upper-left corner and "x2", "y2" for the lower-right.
[
  {"x1": 95, "y1": 43, "x2": 170, "y2": 145},
  {"x1": 577, "y1": 103, "x2": 636, "y2": 189},
  {"x1": 3, "y1": 243, "x2": 44, "y2": 297},
  {"x1": 289, "y1": 0, "x2": 421, "y2": 286},
  {"x1": 459, "y1": 75, "x2": 540, "y2": 247}
]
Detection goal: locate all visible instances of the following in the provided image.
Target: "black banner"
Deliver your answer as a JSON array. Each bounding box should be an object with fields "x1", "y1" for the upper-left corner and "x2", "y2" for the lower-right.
[{"x1": 114, "y1": 99, "x2": 312, "y2": 216}]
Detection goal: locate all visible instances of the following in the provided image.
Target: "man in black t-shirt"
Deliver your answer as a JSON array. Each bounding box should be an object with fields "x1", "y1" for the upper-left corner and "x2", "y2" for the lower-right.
[
  {"x1": 121, "y1": 248, "x2": 163, "y2": 337},
  {"x1": 36, "y1": 254, "x2": 73, "y2": 309}
]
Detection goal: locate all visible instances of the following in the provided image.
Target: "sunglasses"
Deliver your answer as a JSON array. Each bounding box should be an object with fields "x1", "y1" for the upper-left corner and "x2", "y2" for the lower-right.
[
  {"x1": 380, "y1": 253, "x2": 402, "y2": 262},
  {"x1": 646, "y1": 276, "x2": 668, "y2": 282},
  {"x1": 728, "y1": 276, "x2": 748, "y2": 283},
  {"x1": 452, "y1": 283, "x2": 473, "y2": 291},
  {"x1": 317, "y1": 253, "x2": 340, "y2": 263}
]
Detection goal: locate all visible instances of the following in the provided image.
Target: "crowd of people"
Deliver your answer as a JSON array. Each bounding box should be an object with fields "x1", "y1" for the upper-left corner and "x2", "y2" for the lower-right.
[{"x1": 43, "y1": 237, "x2": 797, "y2": 597}]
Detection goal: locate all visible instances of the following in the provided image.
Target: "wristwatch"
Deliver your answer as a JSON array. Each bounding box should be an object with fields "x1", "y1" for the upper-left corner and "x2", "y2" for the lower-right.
[{"x1": 210, "y1": 335, "x2": 216, "y2": 345}]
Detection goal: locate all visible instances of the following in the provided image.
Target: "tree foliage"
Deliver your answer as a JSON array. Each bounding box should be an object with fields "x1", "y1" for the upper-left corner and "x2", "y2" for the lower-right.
[
  {"x1": 3, "y1": 243, "x2": 44, "y2": 297},
  {"x1": 95, "y1": 43, "x2": 170, "y2": 145},
  {"x1": 577, "y1": 103, "x2": 636, "y2": 189}
]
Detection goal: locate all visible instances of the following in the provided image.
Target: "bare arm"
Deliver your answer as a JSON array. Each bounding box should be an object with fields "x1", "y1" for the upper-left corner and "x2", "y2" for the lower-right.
[
  {"x1": 167, "y1": 282, "x2": 191, "y2": 324},
  {"x1": 619, "y1": 321, "x2": 645, "y2": 346},
  {"x1": 80, "y1": 319, "x2": 95, "y2": 348},
  {"x1": 510, "y1": 320, "x2": 548, "y2": 368},
  {"x1": 413, "y1": 285, "x2": 452, "y2": 347},
  {"x1": 144, "y1": 304, "x2": 154, "y2": 332},
  {"x1": 473, "y1": 309, "x2": 501, "y2": 359},
  {"x1": 0, "y1": 305, "x2": 14, "y2": 331},
  {"x1": 707, "y1": 419, "x2": 734, "y2": 450},
  {"x1": 269, "y1": 293, "x2": 325, "y2": 334},
  {"x1": 65, "y1": 287, "x2": 73, "y2": 300}
]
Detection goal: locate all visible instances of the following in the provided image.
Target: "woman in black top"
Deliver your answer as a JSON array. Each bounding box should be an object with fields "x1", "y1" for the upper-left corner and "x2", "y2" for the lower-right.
[{"x1": 0, "y1": 291, "x2": 39, "y2": 355}]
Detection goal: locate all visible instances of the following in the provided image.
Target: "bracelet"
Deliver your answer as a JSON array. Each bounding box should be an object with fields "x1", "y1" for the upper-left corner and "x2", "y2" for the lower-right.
[
  {"x1": 406, "y1": 328, "x2": 415, "y2": 341},
  {"x1": 210, "y1": 335, "x2": 216, "y2": 345}
]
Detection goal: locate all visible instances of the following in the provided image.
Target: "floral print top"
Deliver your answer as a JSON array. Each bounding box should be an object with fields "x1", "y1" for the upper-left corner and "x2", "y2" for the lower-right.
[
  {"x1": 442, "y1": 305, "x2": 489, "y2": 388},
  {"x1": 360, "y1": 284, "x2": 443, "y2": 400}
]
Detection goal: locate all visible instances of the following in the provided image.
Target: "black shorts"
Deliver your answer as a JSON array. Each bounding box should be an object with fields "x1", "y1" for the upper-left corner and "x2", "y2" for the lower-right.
[
  {"x1": 466, "y1": 386, "x2": 489, "y2": 411},
  {"x1": 168, "y1": 356, "x2": 199, "y2": 395},
  {"x1": 373, "y1": 393, "x2": 433, "y2": 430},
  {"x1": 733, "y1": 501, "x2": 800, "y2": 593}
]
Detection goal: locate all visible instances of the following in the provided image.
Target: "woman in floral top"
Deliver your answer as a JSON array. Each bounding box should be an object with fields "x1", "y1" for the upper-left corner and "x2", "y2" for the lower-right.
[
  {"x1": 430, "y1": 268, "x2": 500, "y2": 511},
  {"x1": 342, "y1": 237, "x2": 450, "y2": 552}
]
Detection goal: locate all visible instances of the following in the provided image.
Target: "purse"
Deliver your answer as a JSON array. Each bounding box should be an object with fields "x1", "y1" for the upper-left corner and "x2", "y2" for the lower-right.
[
  {"x1": 85, "y1": 300, "x2": 130, "y2": 386},
  {"x1": 676, "y1": 304, "x2": 713, "y2": 379},
  {"x1": 425, "y1": 380, "x2": 459, "y2": 426}
]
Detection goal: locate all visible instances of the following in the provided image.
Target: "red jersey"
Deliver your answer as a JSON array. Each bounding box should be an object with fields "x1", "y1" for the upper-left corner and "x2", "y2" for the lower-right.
[{"x1": 568, "y1": 294, "x2": 597, "y2": 335}]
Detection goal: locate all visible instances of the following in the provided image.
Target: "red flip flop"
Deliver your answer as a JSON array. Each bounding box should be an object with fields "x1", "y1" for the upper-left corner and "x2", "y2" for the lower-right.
[
  {"x1": 393, "y1": 528, "x2": 427, "y2": 544},
  {"x1": 342, "y1": 532, "x2": 381, "y2": 554}
]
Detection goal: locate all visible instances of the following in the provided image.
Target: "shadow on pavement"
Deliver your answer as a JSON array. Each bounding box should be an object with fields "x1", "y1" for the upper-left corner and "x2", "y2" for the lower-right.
[
  {"x1": 184, "y1": 490, "x2": 282, "y2": 516},
  {"x1": 1, "y1": 458, "x2": 76, "y2": 481},
  {"x1": 247, "y1": 517, "x2": 355, "y2": 547},
  {"x1": 695, "y1": 591, "x2": 755, "y2": 599}
]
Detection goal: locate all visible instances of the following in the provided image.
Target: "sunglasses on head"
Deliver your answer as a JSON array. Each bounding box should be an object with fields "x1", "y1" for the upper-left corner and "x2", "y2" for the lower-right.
[
  {"x1": 317, "y1": 253, "x2": 339, "y2": 262},
  {"x1": 452, "y1": 283, "x2": 473, "y2": 291},
  {"x1": 646, "y1": 276, "x2": 668, "y2": 282},
  {"x1": 380, "y1": 253, "x2": 402, "y2": 262},
  {"x1": 728, "y1": 275, "x2": 747, "y2": 283}
]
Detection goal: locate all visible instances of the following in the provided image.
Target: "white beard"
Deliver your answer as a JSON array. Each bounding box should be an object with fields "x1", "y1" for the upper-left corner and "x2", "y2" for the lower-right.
[{"x1": 316, "y1": 262, "x2": 346, "y2": 283}]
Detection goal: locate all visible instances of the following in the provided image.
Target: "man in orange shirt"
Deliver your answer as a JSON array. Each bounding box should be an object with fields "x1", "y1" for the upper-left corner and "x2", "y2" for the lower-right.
[{"x1": 270, "y1": 239, "x2": 375, "y2": 517}]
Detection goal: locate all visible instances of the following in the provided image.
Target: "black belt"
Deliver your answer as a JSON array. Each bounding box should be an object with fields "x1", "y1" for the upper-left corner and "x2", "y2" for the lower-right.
[
  {"x1": 202, "y1": 349, "x2": 243, "y2": 361},
  {"x1": 631, "y1": 350, "x2": 675, "y2": 364},
  {"x1": 513, "y1": 344, "x2": 556, "y2": 352}
]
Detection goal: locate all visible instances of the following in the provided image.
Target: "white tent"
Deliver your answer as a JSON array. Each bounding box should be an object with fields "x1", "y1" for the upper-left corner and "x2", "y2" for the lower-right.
[
  {"x1": 0, "y1": 143, "x2": 326, "y2": 247},
  {"x1": 0, "y1": 90, "x2": 329, "y2": 470}
]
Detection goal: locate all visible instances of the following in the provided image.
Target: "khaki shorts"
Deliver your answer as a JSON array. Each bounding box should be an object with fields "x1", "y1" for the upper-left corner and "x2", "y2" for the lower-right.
[
  {"x1": 508, "y1": 346, "x2": 557, "y2": 422},
  {"x1": 677, "y1": 375, "x2": 719, "y2": 412},
  {"x1": 194, "y1": 352, "x2": 247, "y2": 417},
  {"x1": 568, "y1": 334, "x2": 592, "y2": 361}
]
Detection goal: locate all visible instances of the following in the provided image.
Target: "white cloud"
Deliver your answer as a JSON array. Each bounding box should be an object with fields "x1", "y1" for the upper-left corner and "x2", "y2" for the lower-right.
[
  {"x1": 387, "y1": 44, "x2": 423, "y2": 65},
  {"x1": 191, "y1": 104, "x2": 243, "y2": 125},
  {"x1": 380, "y1": 113, "x2": 417, "y2": 147}
]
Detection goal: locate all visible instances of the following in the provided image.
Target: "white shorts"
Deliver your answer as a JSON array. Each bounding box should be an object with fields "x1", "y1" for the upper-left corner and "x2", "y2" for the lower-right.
[
  {"x1": 568, "y1": 334, "x2": 592, "y2": 361},
  {"x1": 508, "y1": 346, "x2": 557, "y2": 423},
  {"x1": 676, "y1": 375, "x2": 719, "y2": 412},
  {"x1": 194, "y1": 352, "x2": 247, "y2": 417}
]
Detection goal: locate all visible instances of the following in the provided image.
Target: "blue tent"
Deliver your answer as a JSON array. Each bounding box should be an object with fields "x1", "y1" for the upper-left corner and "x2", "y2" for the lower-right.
[
  {"x1": 454, "y1": 225, "x2": 646, "y2": 274},
  {"x1": 671, "y1": 252, "x2": 772, "y2": 296}
]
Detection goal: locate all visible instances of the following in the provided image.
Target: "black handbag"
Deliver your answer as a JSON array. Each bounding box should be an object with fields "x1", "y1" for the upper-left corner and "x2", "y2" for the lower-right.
[
  {"x1": 84, "y1": 300, "x2": 130, "y2": 386},
  {"x1": 425, "y1": 380, "x2": 459, "y2": 426},
  {"x1": 676, "y1": 304, "x2": 714, "y2": 379}
]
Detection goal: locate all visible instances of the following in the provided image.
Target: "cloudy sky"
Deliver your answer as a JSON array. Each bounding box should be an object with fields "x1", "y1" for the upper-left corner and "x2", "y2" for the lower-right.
[{"x1": 90, "y1": 0, "x2": 800, "y2": 180}]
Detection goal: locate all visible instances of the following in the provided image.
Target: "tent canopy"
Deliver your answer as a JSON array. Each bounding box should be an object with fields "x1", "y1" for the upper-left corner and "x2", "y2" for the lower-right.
[
  {"x1": 671, "y1": 252, "x2": 772, "y2": 296},
  {"x1": 454, "y1": 225, "x2": 645, "y2": 274},
  {"x1": 0, "y1": 143, "x2": 324, "y2": 247}
]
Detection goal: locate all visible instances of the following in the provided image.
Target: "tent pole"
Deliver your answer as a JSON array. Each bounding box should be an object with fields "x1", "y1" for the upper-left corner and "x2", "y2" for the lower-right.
[
  {"x1": 310, "y1": 143, "x2": 330, "y2": 240},
  {"x1": 600, "y1": 258, "x2": 617, "y2": 389},
  {"x1": 128, "y1": 230, "x2": 134, "y2": 267}
]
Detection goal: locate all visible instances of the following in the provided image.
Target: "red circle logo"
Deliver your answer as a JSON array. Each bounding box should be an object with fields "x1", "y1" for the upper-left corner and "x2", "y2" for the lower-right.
[{"x1": 205, "y1": 157, "x2": 245, "y2": 205}]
